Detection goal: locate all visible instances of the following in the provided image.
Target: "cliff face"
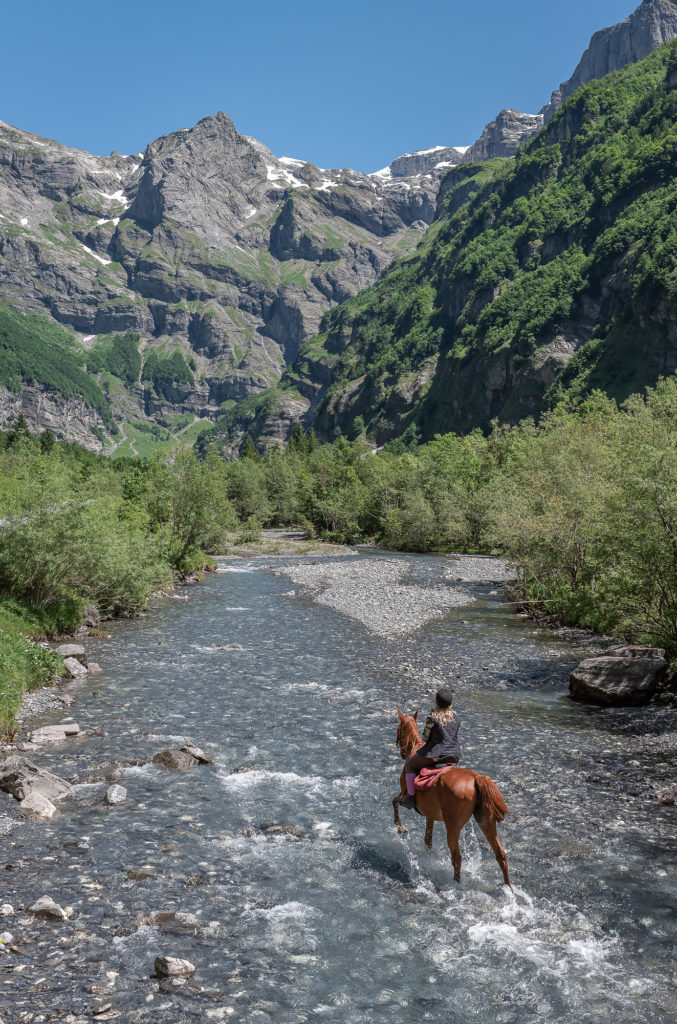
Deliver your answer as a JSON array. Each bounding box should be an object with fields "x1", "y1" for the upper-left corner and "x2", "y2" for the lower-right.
[
  {"x1": 0, "y1": 115, "x2": 459, "y2": 445},
  {"x1": 206, "y1": 41, "x2": 677, "y2": 454}
]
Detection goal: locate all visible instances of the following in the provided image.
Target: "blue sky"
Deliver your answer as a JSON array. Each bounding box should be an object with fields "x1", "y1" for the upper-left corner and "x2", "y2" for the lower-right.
[{"x1": 5, "y1": 0, "x2": 638, "y2": 171}]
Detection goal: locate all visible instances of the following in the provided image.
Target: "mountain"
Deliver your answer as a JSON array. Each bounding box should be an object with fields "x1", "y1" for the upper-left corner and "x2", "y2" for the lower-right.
[
  {"x1": 0, "y1": 114, "x2": 462, "y2": 450},
  {"x1": 203, "y1": 40, "x2": 677, "y2": 452},
  {"x1": 461, "y1": 0, "x2": 677, "y2": 162}
]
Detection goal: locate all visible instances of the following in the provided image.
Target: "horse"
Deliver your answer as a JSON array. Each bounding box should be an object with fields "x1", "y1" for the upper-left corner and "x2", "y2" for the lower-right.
[{"x1": 393, "y1": 709, "x2": 512, "y2": 887}]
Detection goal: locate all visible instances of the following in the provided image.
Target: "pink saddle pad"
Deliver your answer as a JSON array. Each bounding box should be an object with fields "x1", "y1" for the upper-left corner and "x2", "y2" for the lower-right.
[{"x1": 414, "y1": 765, "x2": 457, "y2": 791}]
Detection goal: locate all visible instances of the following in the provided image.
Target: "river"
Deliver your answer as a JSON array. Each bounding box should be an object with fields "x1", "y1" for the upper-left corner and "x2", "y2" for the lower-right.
[{"x1": 1, "y1": 552, "x2": 675, "y2": 1023}]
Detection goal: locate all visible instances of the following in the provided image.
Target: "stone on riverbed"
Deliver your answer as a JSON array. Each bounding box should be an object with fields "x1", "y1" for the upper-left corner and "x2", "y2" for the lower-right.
[
  {"x1": 20, "y1": 791, "x2": 58, "y2": 820},
  {"x1": 152, "y1": 749, "x2": 200, "y2": 771},
  {"x1": 56, "y1": 644, "x2": 87, "y2": 665},
  {"x1": 154, "y1": 955, "x2": 196, "y2": 978},
  {"x1": 27, "y1": 895, "x2": 68, "y2": 920},
  {"x1": 657, "y1": 784, "x2": 677, "y2": 806},
  {"x1": 150, "y1": 911, "x2": 200, "y2": 933},
  {"x1": 0, "y1": 905, "x2": 13, "y2": 917},
  {"x1": 181, "y1": 744, "x2": 212, "y2": 764},
  {"x1": 105, "y1": 784, "x2": 127, "y2": 806},
  {"x1": 29, "y1": 722, "x2": 80, "y2": 744},
  {"x1": 0, "y1": 755, "x2": 71, "y2": 802},
  {"x1": 569, "y1": 654, "x2": 668, "y2": 706},
  {"x1": 63, "y1": 657, "x2": 88, "y2": 679}
]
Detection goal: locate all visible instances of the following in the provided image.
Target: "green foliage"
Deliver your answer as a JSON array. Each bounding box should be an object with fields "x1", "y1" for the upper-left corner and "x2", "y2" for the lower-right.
[
  {"x1": 142, "y1": 350, "x2": 194, "y2": 400},
  {"x1": 87, "y1": 333, "x2": 141, "y2": 385},
  {"x1": 0, "y1": 303, "x2": 112, "y2": 426}
]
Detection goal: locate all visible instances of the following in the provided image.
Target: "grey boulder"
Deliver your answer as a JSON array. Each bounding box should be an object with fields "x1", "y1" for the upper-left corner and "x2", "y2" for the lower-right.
[
  {"x1": 62, "y1": 657, "x2": 88, "y2": 679},
  {"x1": 154, "y1": 956, "x2": 196, "y2": 978},
  {"x1": 105, "y1": 784, "x2": 127, "y2": 806},
  {"x1": 569, "y1": 654, "x2": 668, "y2": 706},
  {"x1": 27, "y1": 896, "x2": 68, "y2": 920},
  {"x1": 29, "y1": 722, "x2": 80, "y2": 744},
  {"x1": 152, "y1": 749, "x2": 200, "y2": 771},
  {"x1": 181, "y1": 744, "x2": 212, "y2": 764},
  {"x1": 56, "y1": 644, "x2": 87, "y2": 665},
  {"x1": 20, "y1": 792, "x2": 58, "y2": 819},
  {"x1": 0, "y1": 756, "x2": 71, "y2": 802}
]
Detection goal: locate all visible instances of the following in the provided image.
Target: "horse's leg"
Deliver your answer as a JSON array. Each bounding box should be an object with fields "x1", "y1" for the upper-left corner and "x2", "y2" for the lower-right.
[
  {"x1": 424, "y1": 819, "x2": 434, "y2": 852},
  {"x1": 474, "y1": 807, "x2": 511, "y2": 888},
  {"x1": 393, "y1": 794, "x2": 407, "y2": 834},
  {"x1": 445, "y1": 821, "x2": 463, "y2": 882}
]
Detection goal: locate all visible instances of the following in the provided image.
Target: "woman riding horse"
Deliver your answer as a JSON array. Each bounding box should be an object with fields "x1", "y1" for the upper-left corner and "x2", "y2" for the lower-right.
[{"x1": 399, "y1": 686, "x2": 460, "y2": 810}]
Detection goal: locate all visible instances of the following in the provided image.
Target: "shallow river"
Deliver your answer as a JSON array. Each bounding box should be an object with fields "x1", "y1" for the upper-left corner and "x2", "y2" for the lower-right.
[{"x1": 1, "y1": 553, "x2": 676, "y2": 1023}]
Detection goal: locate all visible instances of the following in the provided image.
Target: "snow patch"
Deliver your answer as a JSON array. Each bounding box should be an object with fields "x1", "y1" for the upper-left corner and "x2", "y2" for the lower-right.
[
  {"x1": 130, "y1": 163, "x2": 140, "y2": 174},
  {"x1": 265, "y1": 162, "x2": 307, "y2": 189},
  {"x1": 80, "y1": 243, "x2": 111, "y2": 266},
  {"x1": 82, "y1": 335, "x2": 95, "y2": 343},
  {"x1": 20, "y1": 217, "x2": 29, "y2": 226},
  {"x1": 245, "y1": 206, "x2": 257, "y2": 219},
  {"x1": 99, "y1": 189, "x2": 129, "y2": 206},
  {"x1": 369, "y1": 166, "x2": 392, "y2": 180},
  {"x1": 279, "y1": 156, "x2": 306, "y2": 167},
  {"x1": 413, "y1": 145, "x2": 447, "y2": 155},
  {"x1": 454, "y1": 145, "x2": 471, "y2": 155}
]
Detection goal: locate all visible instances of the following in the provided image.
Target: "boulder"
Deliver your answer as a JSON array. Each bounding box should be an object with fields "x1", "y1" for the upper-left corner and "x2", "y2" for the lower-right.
[
  {"x1": 151, "y1": 911, "x2": 200, "y2": 934},
  {"x1": 0, "y1": 906, "x2": 14, "y2": 917},
  {"x1": 152, "y1": 749, "x2": 199, "y2": 771},
  {"x1": 83, "y1": 605, "x2": 100, "y2": 627},
  {"x1": 606, "y1": 645, "x2": 665, "y2": 660},
  {"x1": 62, "y1": 657, "x2": 88, "y2": 679},
  {"x1": 569, "y1": 655, "x2": 668, "y2": 707},
  {"x1": 27, "y1": 896, "x2": 68, "y2": 920},
  {"x1": 56, "y1": 644, "x2": 87, "y2": 665},
  {"x1": 0, "y1": 756, "x2": 71, "y2": 802},
  {"x1": 20, "y1": 792, "x2": 58, "y2": 820},
  {"x1": 181, "y1": 744, "x2": 213, "y2": 764},
  {"x1": 29, "y1": 723, "x2": 80, "y2": 744},
  {"x1": 154, "y1": 956, "x2": 196, "y2": 978},
  {"x1": 88, "y1": 663, "x2": 103, "y2": 675},
  {"x1": 105, "y1": 784, "x2": 127, "y2": 806},
  {"x1": 657, "y1": 784, "x2": 677, "y2": 806}
]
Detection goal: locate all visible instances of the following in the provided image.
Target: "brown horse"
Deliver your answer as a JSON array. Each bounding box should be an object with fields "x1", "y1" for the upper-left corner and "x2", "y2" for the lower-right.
[{"x1": 393, "y1": 709, "x2": 512, "y2": 887}]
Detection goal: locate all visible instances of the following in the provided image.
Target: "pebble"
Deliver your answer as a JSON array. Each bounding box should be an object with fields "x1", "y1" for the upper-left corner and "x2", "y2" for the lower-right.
[
  {"x1": 27, "y1": 895, "x2": 69, "y2": 920},
  {"x1": 154, "y1": 956, "x2": 196, "y2": 978}
]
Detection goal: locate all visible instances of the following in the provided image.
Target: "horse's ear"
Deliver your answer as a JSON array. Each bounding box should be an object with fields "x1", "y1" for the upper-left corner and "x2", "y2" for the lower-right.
[
  {"x1": 397, "y1": 708, "x2": 404, "y2": 721},
  {"x1": 413, "y1": 709, "x2": 419, "y2": 721}
]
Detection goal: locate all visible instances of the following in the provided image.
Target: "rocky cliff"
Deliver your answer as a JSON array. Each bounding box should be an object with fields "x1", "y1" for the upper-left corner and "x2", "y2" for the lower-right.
[
  {"x1": 0, "y1": 115, "x2": 461, "y2": 447},
  {"x1": 205, "y1": 40, "x2": 677, "y2": 454}
]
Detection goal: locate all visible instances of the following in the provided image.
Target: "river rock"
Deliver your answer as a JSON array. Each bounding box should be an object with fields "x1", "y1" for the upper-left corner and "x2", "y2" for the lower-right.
[
  {"x1": 88, "y1": 662, "x2": 103, "y2": 674},
  {"x1": 105, "y1": 784, "x2": 127, "y2": 805},
  {"x1": 569, "y1": 655, "x2": 668, "y2": 706},
  {"x1": 27, "y1": 895, "x2": 68, "y2": 920},
  {"x1": 154, "y1": 956, "x2": 196, "y2": 978},
  {"x1": 151, "y1": 911, "x2": 200, "y2": 933},
  {"x1": 0, "y1": 905, "x2": 14, "y2": 917},
  {"x1": 56, "y1": 644, "x2": 88, "y2": 665},
  {"x1": 63, "y1": 657, "x2": 88, "y2": 678},
  {"x1": 29, "y1": 722, "x2": 80, "y2": 744},
  {"x1": 181, "y1": 744, "x2": 213, "y2": 764},
  {"x1": 0, "y1": 755, "x2": 71, "y2": 802},
  {"x1": 83, "y1": 605, "x2": 100, "y2": 627},
  {"x1": 152, "y1": 749, "x2": 199, "y2": 771},
  {"x1": 657, "y1": 784, "x2": 677, "y2": 806},
  {"x1": 20, "y1": 791, "x2": 58, "y2": 819},
  {"x1": 606, "y1": 645, "x2": 666, "y2": 660}
]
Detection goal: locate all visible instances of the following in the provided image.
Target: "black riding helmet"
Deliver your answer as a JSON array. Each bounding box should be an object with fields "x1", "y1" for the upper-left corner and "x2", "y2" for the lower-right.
[{"x1": 435, "y1": 687, "x2": 454, "y2": 708}]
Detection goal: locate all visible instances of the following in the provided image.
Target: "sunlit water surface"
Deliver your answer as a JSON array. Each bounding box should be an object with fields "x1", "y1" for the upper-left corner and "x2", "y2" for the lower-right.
[{"x1": 2, "y1": 553, "x2": 675, "y2": 1023}]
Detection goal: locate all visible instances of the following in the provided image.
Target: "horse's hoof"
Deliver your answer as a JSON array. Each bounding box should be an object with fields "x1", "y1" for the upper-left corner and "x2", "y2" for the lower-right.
[{"x1": 397, "y1": 826, "x2": 408, "y2": 836}]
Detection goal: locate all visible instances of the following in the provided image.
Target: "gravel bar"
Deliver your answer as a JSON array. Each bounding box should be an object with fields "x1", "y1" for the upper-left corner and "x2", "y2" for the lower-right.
[{"x1": 274, "y1": 557, "x2": 476, "y2": 636}]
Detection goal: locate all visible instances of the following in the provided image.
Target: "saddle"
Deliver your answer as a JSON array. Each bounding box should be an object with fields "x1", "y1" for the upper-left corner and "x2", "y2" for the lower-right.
[{"x1": 414, "y1": 763, "x2": 458, "y2": 791}]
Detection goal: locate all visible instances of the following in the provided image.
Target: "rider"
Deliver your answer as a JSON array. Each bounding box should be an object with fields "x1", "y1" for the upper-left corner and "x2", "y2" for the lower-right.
[{"x1": 399, "y1": 687, "x2": 460, "y2": 810}]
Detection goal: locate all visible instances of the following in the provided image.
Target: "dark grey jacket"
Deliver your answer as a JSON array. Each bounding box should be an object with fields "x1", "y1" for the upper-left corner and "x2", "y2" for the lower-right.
[{"x1": 420, "y1": 710, "x2": 461, "y2": 761}]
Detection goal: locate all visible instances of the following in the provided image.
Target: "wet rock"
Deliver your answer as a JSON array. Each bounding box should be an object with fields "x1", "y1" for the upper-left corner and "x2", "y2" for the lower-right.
[
  {"x1": 27, "y1": 895, "x2": 68, "y2": 920},
  {"x1": 55, "y1": 693, "x2": 76, "y2": 705},
  {"x1": 88, "y1": 662, "x2": 104, "y2": 674},
  {"x1": 181, "y1": 744, "x2": 213, "y2": 764},
  {"x1": 657, "y1": 784, "x2": 677, "y2": 806},
  {"x1": 151, "y1": 911, "x2": 200, "y2": 934},
  {"x1": 63, "y1": 656, "x2": 88, "y2": 679},
  {"x1": 607, "y1": 645, "x2": 665, "y2": 660},
  {"x1": 56, "y1": 643, "x2": 88, "y2": 665},
  {"x1": 29, "y1": 722, "x2": 80, "y2": 744},
  {"x1": 0, "y1": 755, "x2": 71, "y2": 802},
  {"x1": 152, "y1": 749, "x2": 200, "y2": 771},
  {"x1": 105, "y1": 784, "x2": 127, "y2": 806},
  {"x1": 0, "y1": 905, "x2": 14, "y2": 917},
  {"x1": 127, "y1": 867, "x2": 158, "y2": 880},
  {"x1": 262, "y1": 823, "x2": 305, "y2": 838},
  {"x1": 20, "y1": 791, "x2": 59, "y2": 819},
  {"x1": 154, "y1": 955, "x2": 196, "y2": 978},
  {"x1": 83, "y1": 605, "x2": 100, "y2": 627},
  {"x1": 569, "y1": 655, "x2": 668, "y2": 707}
]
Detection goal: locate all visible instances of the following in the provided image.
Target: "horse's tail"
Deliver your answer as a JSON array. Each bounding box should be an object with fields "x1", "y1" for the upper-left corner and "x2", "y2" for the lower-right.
[{"x1": 474, "y1": 774, "x2": 509, "y2": 823}]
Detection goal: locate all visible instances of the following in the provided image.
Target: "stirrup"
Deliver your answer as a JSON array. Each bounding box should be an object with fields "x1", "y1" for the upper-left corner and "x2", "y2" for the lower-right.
[{"x1": 399, "y1": 794, "x2": 417, "y2": 810}]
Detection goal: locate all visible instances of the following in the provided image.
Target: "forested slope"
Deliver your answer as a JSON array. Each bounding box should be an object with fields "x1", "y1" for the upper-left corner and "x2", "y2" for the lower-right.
[{"x1": 206, "y1": 40, "x2": 677, "y2": 450}]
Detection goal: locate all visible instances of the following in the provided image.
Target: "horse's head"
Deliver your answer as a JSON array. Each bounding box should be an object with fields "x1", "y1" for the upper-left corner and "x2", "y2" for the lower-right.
[{"x1": 396, "y1": 708, "x2": 421, "y2": 759}]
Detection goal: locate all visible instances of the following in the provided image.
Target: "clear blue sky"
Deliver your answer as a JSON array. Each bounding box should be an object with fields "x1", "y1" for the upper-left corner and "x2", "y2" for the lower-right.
[{"x1": 4, "y1": 0, "x2": 638, "y2": 172}]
